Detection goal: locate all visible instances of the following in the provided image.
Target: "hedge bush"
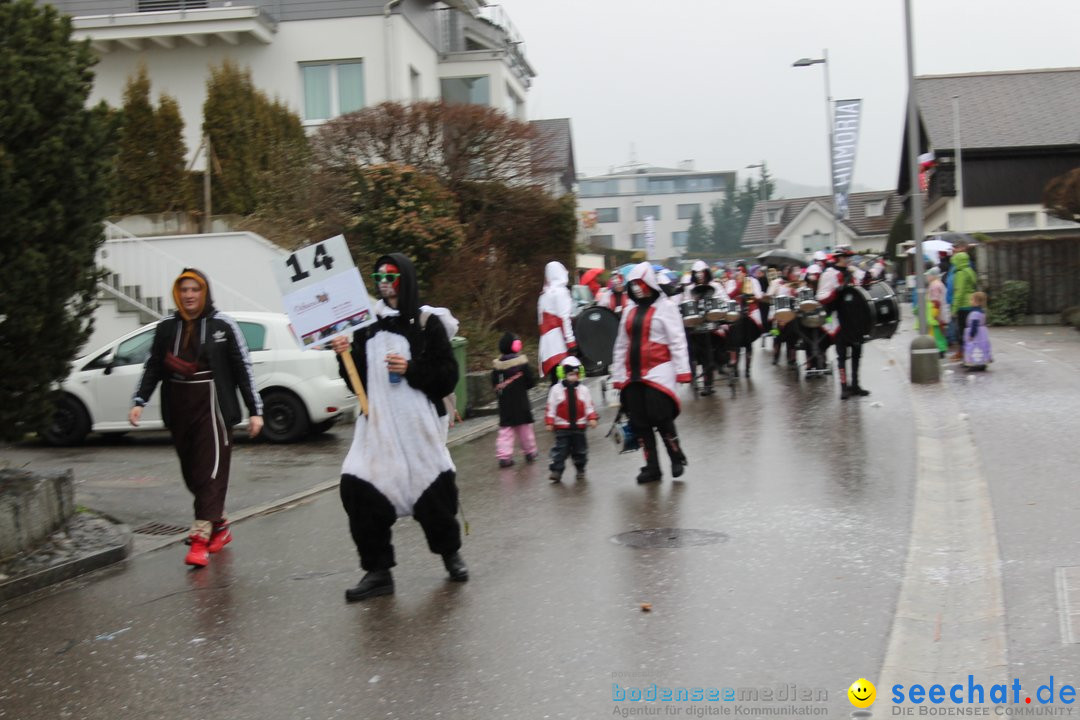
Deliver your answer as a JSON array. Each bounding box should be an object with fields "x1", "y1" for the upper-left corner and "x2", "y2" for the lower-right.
[{"x1": 988, "y1": 280, "x2": 1030, "y2": 326}]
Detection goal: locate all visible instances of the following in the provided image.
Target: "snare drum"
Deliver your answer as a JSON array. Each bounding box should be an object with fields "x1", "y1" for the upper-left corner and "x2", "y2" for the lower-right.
[
  {"x1": 797, "y1": 287, "x2": 821, "y2": 313},
  {"x1": 773, "y1": 295, "x2": 796, "y2": 323},
  {"x1": 723, "y1": 300, "x2": 741, "y2": 323},
  {"x1": 702, "y1": 297, "x2": 726, "y2": 322},
  {"x1": 679, "y1": 300, "x2": 703, "y2": 328}
]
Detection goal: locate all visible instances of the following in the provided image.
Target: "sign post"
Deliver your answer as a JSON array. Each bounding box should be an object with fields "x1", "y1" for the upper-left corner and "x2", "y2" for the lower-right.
[{"x1": 272, "y1": 235, "x2": 376, "y2": 415}]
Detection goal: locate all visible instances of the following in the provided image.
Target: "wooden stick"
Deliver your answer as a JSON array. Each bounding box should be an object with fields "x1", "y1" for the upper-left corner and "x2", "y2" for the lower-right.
[{"x1": 340, "y1": 350, "x2": 368, "y2": 416}]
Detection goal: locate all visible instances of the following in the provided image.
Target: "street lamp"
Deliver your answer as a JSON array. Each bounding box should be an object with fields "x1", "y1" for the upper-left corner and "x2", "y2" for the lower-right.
[
  {"x1": 792, "y1": 50, "x2": 841, "y2": 249},
  {"x1": 746, "y1": 162, "x2": 768, "y2": 245}
]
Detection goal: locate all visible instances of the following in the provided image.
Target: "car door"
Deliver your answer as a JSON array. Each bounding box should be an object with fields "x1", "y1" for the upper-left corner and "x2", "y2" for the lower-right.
[{"x1": 85, "y1": 328, "x2": 163, "y2": 431}]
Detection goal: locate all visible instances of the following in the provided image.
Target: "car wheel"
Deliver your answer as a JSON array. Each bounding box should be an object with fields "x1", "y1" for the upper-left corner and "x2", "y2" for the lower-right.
[
  {"x1": 42, "y1": 394, "x2": 91, "y2": 446},
  {"x1": 310, "y1": 418, "x2": 338, "y2": 435},
  {"x1": 260, "y1": 390, "x2": 309, "y2": 443}
]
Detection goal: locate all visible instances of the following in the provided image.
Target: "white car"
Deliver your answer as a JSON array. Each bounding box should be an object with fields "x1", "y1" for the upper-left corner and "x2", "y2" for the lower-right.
[{"x1": 44, "y1": 311, "x2": 355, "y2": 445}]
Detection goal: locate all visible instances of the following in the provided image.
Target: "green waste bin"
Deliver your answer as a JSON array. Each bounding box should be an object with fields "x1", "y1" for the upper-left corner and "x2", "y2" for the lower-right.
[{"x1": 450, "y1": 336, "x2": 468, "y2": 418}]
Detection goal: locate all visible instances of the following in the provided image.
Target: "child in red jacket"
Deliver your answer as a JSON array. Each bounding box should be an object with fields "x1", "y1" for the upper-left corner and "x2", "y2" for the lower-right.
[{"x1": 544, "y1": 356, "x2": 598, "y2": 482}]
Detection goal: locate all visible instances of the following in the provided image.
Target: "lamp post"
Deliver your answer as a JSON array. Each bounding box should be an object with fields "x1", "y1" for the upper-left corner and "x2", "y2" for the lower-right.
[
  {"x1": 902, "y1": 0, "x2": 938, "y2": 383},
  {"x1": 746, "y1": 162, "x2": 768, "y2": 245},
  {"x1": 792, "y1": 50, "x2": 841, "y2": 249}
]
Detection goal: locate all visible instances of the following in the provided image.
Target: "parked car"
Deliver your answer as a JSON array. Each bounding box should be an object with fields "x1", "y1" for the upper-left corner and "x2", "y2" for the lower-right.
[{"x1": 44, "y1": 312, "x2": 355, "y2": 446}]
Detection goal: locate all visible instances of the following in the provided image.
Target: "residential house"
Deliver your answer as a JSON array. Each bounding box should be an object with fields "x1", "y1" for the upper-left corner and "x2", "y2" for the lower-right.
[
  {"x1": 577, "y1": 163, "x2": 735, "y2": 262},
  {"x1": 530, "y1": 118, "x2": 576, "y2": 197},
  {"x1": 741, "y1": 190, "x2": 903, "y2": 256},
  {"x1": 898, "y1": 67, "x2": 1080, "y2": 238},
  {"x1": 46, "y1": 0, "x2": 535, "y2": 174}
]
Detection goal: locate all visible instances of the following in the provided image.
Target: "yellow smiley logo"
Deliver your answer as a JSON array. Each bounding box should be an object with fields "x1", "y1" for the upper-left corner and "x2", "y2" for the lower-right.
[{"x1": 848, "y1": 678, "x2": 876, "y2": 708}]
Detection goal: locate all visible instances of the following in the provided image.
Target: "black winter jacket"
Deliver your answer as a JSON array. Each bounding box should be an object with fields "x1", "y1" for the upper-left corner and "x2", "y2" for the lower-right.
[{"x1": 133, "y1": 312, "x2": 263, "y2": 427}]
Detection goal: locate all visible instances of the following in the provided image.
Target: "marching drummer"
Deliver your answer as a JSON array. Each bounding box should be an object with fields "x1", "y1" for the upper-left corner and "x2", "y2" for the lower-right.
[
  {"x1": 723, "y1": 261, "x2": 765, "y2": 378},
  {"x1": 682, "y1": 260, "x2": 729, "y2": 396},
  {"x1": 816, "y1": 245, "x2": 869, "y2": 399},
  {"x1": 768, "y1": 266, "x2": 802, "y2": 366},
  {"x1": 595, "y1": 270, "x2": 631, "y2": 314}
]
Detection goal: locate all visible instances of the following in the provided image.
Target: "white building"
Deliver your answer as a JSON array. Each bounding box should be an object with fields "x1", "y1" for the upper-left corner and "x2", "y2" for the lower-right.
[
  {"x1": 46, "y1": 0, "x2": 534, "y2": 171},
  {"x1": 577, "y1": 164, "x2": 735, "y2": 262}
]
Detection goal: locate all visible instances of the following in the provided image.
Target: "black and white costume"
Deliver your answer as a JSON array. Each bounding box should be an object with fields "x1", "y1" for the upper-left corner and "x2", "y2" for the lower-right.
[
  {"x1": 816, "y1": 251, "x2": 870, "y2": 398},
  {"x1": 337, "y1": 254, "x2": 465, "y2": 597}
]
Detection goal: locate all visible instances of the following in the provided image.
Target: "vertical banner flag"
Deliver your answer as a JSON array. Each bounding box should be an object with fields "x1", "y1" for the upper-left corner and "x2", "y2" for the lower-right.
[
  {"x1": 644, "y1": 215, "x2": 656, "y2": 260},
  {"x1": 831, "y1": 99, "x2": 862, "y2": 220}
]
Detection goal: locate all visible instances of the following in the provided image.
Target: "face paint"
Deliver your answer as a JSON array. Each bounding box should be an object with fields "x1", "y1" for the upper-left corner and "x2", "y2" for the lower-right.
[{"x1": 376, "y1": 263, "x2": 400, "y2": 300}]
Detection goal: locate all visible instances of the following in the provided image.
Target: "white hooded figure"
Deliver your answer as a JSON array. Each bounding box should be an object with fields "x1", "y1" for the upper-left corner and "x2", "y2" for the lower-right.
[
  {"x1": 537, "y1": 261, "x2": 577, "y2": 379},
  {"x1": 611, "y1": 262, "x2": 692, "y2": 484}
]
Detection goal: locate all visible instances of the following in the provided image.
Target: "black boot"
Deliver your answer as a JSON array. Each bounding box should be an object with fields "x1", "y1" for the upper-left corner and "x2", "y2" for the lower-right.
[
  {"x1": 636, "y1": 465, "x2": 662, "y2": 484},
  {"x1": 661, "y1": 433, "x2": 687, "y2": 479},
  {"x1": 852, "y1": 385, "x2": 870, "y2": 396},
  {"x1": 840, "y1": 384, "x2": 852, "y2": 400},
  {"x1": 442, "y1": 552, "x2": 469, "y2": 582},
  {"x1": 345, "y1": 570, "x2": 394, "y2": 601}
]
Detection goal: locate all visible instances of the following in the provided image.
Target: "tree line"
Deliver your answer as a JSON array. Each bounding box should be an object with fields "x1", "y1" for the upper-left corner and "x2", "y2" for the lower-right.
[{"x1": 686, "y1": 166, "x2": 775, "y2": 258}]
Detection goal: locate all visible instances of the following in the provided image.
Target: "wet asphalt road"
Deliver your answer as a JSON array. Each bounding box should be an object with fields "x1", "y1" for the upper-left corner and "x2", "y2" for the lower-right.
[{"x1": 0, "y1": 339, "x2": 918, "y2": 719}]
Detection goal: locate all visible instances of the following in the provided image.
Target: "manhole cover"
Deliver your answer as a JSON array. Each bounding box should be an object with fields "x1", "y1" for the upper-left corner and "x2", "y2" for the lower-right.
[
  {"x1": 611, "y1": 528, "x2": 728, "y2": 548},
  {"x1": 133, "y1": 522, "x2": 190, "y2": 536}
]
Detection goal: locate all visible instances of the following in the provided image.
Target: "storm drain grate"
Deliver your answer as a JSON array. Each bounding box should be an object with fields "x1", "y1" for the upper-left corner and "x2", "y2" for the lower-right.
[
  {"x1": 611, "y1": 528, "x2": 728, "y2": 549},
  {"x1": 133, "y1": 522, "x2": 190, "y2": 536}
]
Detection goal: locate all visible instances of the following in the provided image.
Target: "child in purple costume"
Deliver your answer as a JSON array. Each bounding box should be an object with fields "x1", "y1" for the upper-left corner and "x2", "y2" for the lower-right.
[{"x1": 963, "y1": 291, "x2": 993, "y2": 370}]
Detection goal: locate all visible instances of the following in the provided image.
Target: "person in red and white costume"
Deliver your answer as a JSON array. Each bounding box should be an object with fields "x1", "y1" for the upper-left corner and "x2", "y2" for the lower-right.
[
  {"x1": 537, "y1": 260, "x2": 577, "y2": 384},
  {"x1": 682, "y1": 260, "x2": 730, "y2": 395},
  {"x1": 815, "y1": 245, "x2": 870, "y2": 399},
  {"x1": 611, "y1": 262, "x2": 692, "y2": 484},
  {"x1": 594, "y1": 271, "x2": 631, "y2": 315},
  {"x1": 544, "y1": 356, "x2": 599, "y2": 482},
  {"x1": 722, "y1": 261, "x2": 764, "y2": 378}
]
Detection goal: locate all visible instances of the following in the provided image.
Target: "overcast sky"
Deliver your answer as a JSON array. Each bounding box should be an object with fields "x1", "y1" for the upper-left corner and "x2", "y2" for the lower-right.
[{"x1": 495, "y1": 0, "x2": 1079, "y2": 194}]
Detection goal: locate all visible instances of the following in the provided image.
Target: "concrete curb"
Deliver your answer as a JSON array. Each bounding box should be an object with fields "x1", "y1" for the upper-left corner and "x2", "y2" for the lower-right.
[
  {"x1": 0, "y1": 523, "x2": 133, "y2": 603},
  {"x1": 878, "y1": 341, "x2": 1008, "y2": 694}
]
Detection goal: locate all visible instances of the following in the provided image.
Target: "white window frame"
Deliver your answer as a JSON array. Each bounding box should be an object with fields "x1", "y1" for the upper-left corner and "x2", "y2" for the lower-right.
[
  {"x1": 300, "y1": 59, "x2": 365, "y2": 126},
  {"x1": 766, "y1": 208, "x2": 782, "y2": 225},
  {"x1": 864, "y1": 199, "x2": 886, "y2": 217},
  {"x1": 1007, "y1": 211, "x2": 1037, "y2": 229}
]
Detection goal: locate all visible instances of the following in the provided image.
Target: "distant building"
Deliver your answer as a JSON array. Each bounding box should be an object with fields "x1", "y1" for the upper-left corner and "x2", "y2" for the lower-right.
[
  {"x1": 530, "y1": 118, "x2": 576, "y2": 197},
  {"x1": 899, "y1": 67, "x2": 1080, "y2": 237},
  {"x1": 741, "y1": 190, "x2": 902, "y2": 256},
  {"x1": 577, "y1": 163, "x2": 735, "y2": 262}
]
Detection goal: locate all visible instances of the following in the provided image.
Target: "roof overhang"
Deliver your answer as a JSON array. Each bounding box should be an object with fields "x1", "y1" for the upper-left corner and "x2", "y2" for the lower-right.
[
  {"x1": 72, "y1": 6, "x2": 276, "y2": 53},
  {"x1": 441, "y1": 0, "x2": 485, "y2": 15}
]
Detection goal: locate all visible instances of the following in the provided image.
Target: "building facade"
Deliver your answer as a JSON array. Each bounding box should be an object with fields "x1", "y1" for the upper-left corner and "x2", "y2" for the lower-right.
[
  {"x1": 741, "y1": 190, "x2": 902, "y2": 256},
  {"x1": 44, "y1": 0, "x2": 534, "y2": 171},
  {"x1": 577, "y1": 164, "x2": 735, "y2": 262}
]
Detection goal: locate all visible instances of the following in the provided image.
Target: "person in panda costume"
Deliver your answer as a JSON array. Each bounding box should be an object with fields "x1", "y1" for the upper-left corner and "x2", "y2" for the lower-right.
[
  {"x1": 330, "y1": 253, "x2": 467, "y2": 602},
  {"x1": 611, "y1": 262, "x2": 692, "y2": 484}
]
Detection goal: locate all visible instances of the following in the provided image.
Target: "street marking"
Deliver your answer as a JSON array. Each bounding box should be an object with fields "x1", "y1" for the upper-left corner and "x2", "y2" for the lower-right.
[{"x1": 1056, "y1": 566, "x2": 1080, "y2": 644}]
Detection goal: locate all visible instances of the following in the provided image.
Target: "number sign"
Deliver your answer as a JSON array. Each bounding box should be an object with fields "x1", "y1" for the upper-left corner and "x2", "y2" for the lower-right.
[{"x1": 272, "y1": 235, "x2": 375, "y2": 348}]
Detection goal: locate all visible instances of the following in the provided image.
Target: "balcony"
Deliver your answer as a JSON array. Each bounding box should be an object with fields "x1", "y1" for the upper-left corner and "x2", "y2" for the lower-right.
[
  {"x1": 72, "y1": 4, "x2": 277, "y2": 53},
  {"x1": 436, "y1": 5, "x2": 534, "y2": 88}
]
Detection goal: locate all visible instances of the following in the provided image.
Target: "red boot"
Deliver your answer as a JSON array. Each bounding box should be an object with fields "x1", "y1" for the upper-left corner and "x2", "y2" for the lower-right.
[
  {"x1": 207, "y1": 522, "x2": 232, "y2": 553},
  {"x1": 184, "y1": 535, "x2": 210, "y2": 567}
]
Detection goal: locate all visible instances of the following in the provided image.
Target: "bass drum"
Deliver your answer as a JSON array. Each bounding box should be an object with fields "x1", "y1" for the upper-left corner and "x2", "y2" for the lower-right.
[
  {"x1": 573, "y1": 305, "x2": 620, "y2": 375},
  {"x1": 837, "y1": 282, "x2": 901, "y2": 342}
]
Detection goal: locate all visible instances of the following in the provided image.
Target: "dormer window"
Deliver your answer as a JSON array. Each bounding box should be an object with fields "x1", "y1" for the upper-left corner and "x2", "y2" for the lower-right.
[
  {"x1": 766, "y1": 208, "x2": 781, "y2": 225},
  {"x1": 865, "y1": 199, "x2": 886, "y2": 217}
]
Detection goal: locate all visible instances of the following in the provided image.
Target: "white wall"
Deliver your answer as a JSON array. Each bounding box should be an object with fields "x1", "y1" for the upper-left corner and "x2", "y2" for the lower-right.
[
  {"x1": 579, "y1": 190, "x2": 725, "y2": 260},
  {"x1": 87, "y1": 16, "x2": 440, "y2": 170}
]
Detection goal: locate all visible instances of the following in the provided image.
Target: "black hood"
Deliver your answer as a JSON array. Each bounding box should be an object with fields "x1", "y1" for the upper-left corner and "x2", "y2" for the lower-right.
[
  {"x1": 374, "y1": 253, "x2": 421, "y2": 327},
  {"x1": 499, "y1": 331, "x2": 519, "y2": 355}
]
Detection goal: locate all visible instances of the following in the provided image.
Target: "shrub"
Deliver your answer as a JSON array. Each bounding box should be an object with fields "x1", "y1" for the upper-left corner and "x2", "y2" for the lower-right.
[{"x1": 988, "y1": 280, "x2": 1030, "y2": 325}]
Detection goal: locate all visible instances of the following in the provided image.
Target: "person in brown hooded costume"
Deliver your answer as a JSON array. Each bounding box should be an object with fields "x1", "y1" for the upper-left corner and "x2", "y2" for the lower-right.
[{"x1": 129, "y1": 269, "x2": 263, "y2": 567}]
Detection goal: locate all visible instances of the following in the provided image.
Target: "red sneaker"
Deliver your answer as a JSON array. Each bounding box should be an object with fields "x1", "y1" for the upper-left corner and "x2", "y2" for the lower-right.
[
  {"x1": 184, "y1": 535, "x2": 210, "y2": 567},
  {"x1": 207, "y1": 523, "x2": 232, "y2": 554}
]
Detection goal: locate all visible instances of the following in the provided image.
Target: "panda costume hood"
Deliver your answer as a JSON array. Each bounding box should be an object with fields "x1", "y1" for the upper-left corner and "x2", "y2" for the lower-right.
[{"x1": 339, "y1": 253, "x2": 459, "y2": 517}]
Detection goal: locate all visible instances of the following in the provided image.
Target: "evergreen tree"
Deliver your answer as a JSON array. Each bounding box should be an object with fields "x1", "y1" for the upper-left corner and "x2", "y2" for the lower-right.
[
  {"x1": 686, "y1": 207, "x2": 712, "y2": 255},
  {"x1": 711, "y1": 183, "x2": 742, "y2": 256},
  {"x1": 0, "y1": 0, "x2": 117, "y2": 440},
  {"x1": 111, "y1": 64, "x2": 189, "y2": 214}
]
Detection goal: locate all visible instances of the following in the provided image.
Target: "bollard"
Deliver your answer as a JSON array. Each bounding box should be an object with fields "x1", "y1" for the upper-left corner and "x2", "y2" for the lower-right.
[{"x1": 910, "y1": 334, "x2": 941, "y2": 383}]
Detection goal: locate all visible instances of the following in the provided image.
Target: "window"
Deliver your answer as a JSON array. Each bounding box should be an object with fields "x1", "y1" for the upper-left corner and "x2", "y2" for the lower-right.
[
  {"x1": 301, "y1": 60, "x2": 365, "y2": 122},
  {"x1": 506, "y1": 83, "x2": 524, "y2": 119},
  {"x1": 636, "y1": 205, "x2": 660, "y2": 221},
  {"x1": 238, "y1": 322, "x2": 266, "y2": 352},
  {"x1": 590, "y1": 234, "x2": 614, "y2": 248},
  {"x1": 864, "y1": 199, "x2": 886, "y2": 217},
  {"x1": 632, "y1": 233, "x2": 647, "y2": 249},
  {"x1": 672, "y1": 231, "x2": 689, "y2": 247},
  {"x1": 114, "y1": 330, "x2": 155, "y2": 367},
  {"x1": 766, "y1": 209, "x2": 782, "y2": 225},
  {"x1": 677, "y1": 204, "x2": 700, "y2": 220},
  {"x1": 1047, "y1": 213, "x2": 1079, "y2": 228},
  {"x1": 580, "y1": 179, "x2": 621, "y2": 197},
  {"x1": 595, "y1": 207, "x2": 619, "y2": 223},
  {"x1": 440, "y1": 76, "x2": 491, "y2": 106},
  {"x1": 1007, "y1": 211, "x2": 1036, "y2": 229}
]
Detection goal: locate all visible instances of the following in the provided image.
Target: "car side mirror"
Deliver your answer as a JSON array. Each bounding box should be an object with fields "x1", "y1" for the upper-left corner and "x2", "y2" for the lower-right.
[{"x1": 102, "y1": 351, "x2": 116, "y2": 375}]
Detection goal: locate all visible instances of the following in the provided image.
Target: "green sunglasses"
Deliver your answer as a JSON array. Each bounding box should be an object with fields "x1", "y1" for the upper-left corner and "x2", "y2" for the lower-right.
[{"x1": 371, "y1": 272, "x2": 401, "y2": 283}]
